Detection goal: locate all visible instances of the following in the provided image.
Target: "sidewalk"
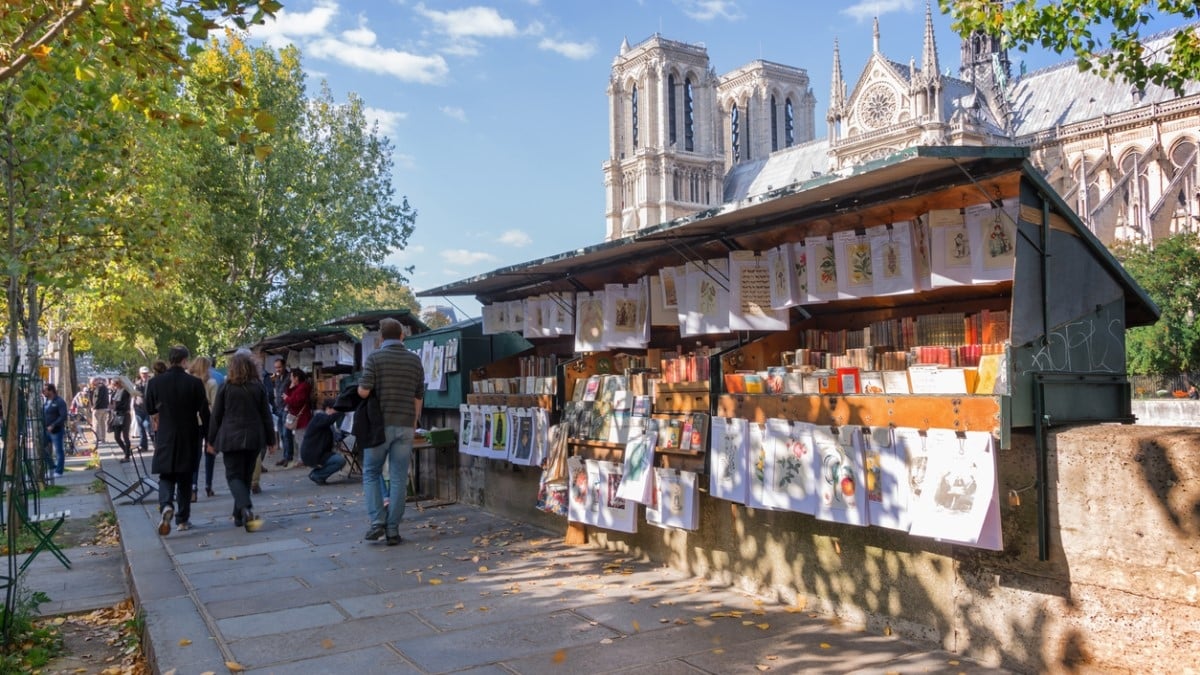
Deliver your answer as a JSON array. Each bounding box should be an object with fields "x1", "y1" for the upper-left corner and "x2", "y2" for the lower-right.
[{"x1": 90, "y1": 446, "x2": 1014, "y2": 674}]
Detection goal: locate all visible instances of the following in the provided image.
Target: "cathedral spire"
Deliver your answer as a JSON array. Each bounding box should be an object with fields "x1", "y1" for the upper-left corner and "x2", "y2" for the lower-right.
[
  {"x1": 830, "y1": 37, "x2": 845, "y2": 110},
  {"x1": 873, "y1": 16, "x2": 880, "y2": 53},
  {"x1": 922, "y1": 1, "x2": 940, "y2": 83}
]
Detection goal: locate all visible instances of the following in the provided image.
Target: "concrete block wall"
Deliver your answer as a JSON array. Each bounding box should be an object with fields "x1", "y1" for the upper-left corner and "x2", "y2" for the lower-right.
[{"x1": 454, "y1": 424, "x2": 1200, "y2": 673}]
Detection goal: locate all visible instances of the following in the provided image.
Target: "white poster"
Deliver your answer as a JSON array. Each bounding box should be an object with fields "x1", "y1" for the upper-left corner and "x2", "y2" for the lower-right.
[
  {"x1": 508, "y1": 408, "x2": 537, "y2": 466},
  {"x1": 659, "y1": 266, "x2": 681, "y2": 309},
  {"x1": 812, "y1": 426, "x2": 868, "y2": 526},
  {"x1": 458, "y1": 404, "x2": 473, "y2": 455},
  {"x1": 746, "y1": 421, "x2": 774, "y2": 510},
  {"x1": 729, "y1": 251, "x2": 789, "y2": 331},
  {"x1": 574, "y1": 291, "x2": 606, "y2": 352},
  {"x1": 616, "y1": 430, "x2": 657, "y2": 504},
  {"x1": 908, "y1": 429, "x2": 1001, "y2": 549},
  {"x1": 646, "y1": 468, "x2": 699, "y2": 531},
  {"x1": 544, "y1": 292, "x2": 575, "y2": 336},
  {"x1": 709, "y1": 416, "x2": 749, "y2": 505},
  {"x1": 833, "y1": 229, "x2": 873, "y2": 299},
  {"x1": 766, "y1": 243, "x2": 800, "y2": 309},
  {"x1": 683, "y1": 258, "x2": 731, "y2": 336},
  {"x1": 965, "y1": 198, "x2": 1018, "y2": 284},
  {"x1": 506, "y1": 300, "x2": 525, "y2": 333},
  {"x1": 928, "y1": 209, "x2": 974, "y2": 287},
  {"x1": 594, "y1": 460, "x2": 638, "y2": 533},
  {"x1": 911, "y1": 213, "x2": 933, "y2": 291},
  {"x1": 481, "y1": 304, "x2": 503, "y2": 335},
  {"x1": 428, "y1": 345, "x2": 446, "y2": 391},
  {"x1": 567, "y1": 456, "x2": 599, "y2": 525},
  {"x1": 804, "y1": 235, "x2": 839, "y2": 303},
  {"x1": 648, "y1": 275, "x2": 677, "y2": 326},
  {"x1": 755, "y1": 418, "x2": 818, "y2": 515},
  {"x1": 869, "y1": 221, "x2": 917, "y2": 296},
  {"x1": 863, "y1": 426, "x2": 910, "y2": 531},
  {"x1": 523, "y1": 296, "x2": 550, "y2": 338},
  {"x1": 531, "y1": 407, "x2": 551, "y2": 467},
  {"x1": 603, "y1": 283, "x2": 648, "y2": 349}
]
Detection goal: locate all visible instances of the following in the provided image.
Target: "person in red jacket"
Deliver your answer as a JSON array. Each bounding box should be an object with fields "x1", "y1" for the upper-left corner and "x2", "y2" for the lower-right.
[{"x1": 279, "y1": 368, "x2": 313, "y2": 468}]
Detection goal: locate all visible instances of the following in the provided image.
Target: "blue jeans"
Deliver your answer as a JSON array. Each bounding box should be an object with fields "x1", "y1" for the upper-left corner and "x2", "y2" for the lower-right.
[
  {"x1": 276, "y1": 412, "x2": 295, "y2": 461},
  {"x1": 44, "y1": 429, "x2": 65, "y2": 474},
  {"x1": 136, "y1": 410, "x2": 152, "y2": 452},
  {"x1": 309, "y1": 452, "x2": 346, "y2": 484},
  {"x1": 362, "y1": 426, "x2": 412, "y2": 534}
]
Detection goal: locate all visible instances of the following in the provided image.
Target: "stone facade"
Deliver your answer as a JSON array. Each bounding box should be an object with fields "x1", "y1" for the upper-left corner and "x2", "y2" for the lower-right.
[{"x1": 608, "y1": 11, "x2": 1200, "y2": 247}]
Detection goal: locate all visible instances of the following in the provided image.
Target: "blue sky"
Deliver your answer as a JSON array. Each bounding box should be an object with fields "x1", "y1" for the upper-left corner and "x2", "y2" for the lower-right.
[{"x1": 246, "y1": 1, "x2": 1189, "y2": 319}]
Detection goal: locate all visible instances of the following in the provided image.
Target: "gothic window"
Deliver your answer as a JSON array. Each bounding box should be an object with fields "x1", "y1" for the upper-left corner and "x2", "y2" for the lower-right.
[
  {"x1": 785, "y1": 98, "x2": 795, "y2": 148},
  {"x1": 1119, "y1": 149, "x2": 1149, "y2": 234},
  {"x1": 1170, "y1": 139, "x2": 1197, "y2": 225},
  {"x1": 730, "y1": 103, "x2": 740, "y2": 162},
  {"x1": 668, "y1": 74, "x2": 677, "y2": 146},
  {"x1": 744, "y1": 102, "x2": 751, "y2": 160},
  {"x1": 771, "y1": 95, "x2": 779, "y2": 152},
  {"x1": 684, "y1": 77, "x2": 695, "y2": 152},
  {"x1": 632, "y1": 85, "x2": 639, "y2": 150}
]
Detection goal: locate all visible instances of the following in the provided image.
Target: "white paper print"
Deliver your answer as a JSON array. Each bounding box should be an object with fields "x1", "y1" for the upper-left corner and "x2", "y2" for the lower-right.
[
  {"x1": 767, "y1": 243, "x2": 800, "y2": 309},
  {"x1": 812, "y1": 426, "x2": 868, "y2": 526},
  {"x1": 869, "y1": 222, "x2": 917, "y2": 296},
  {"x1": 965, "y1": 198, "x2": 1018, "y2": 284},
  {"x1": 709, "y1": 416, "x2": 749, "y2": 504},
  {"x1": 833, "y1": 229, "x2": 873, "y2": 299},
  {"x1": 681, "y1": 259, "x2": 731, "y2": 336},
  {"x1": 792, "y1": 242, "x2": 820, "y2": 305},
  {"x1": 481, "y1": 304, "x2": 503, "y2": 335},
  {"x1": 594, "y1": 460, "x2": 638, "y2": 533},
  {"x1": 910, "y1": 213, "x2": 933, "y2": 291},
  {"x1": 863, "y1": 426, "x2": 910, "y2": 531},
  {"x1": 908, "y1": 429, "x2": 1000, "y2": 548},
  {"x1": 729, "y1": 251, "x2": 790, "y2": 331},
  {"x1": 567, "y1": 456, "x2": 599, "y2": 525},
  {"x1": 523, "y1": 296, "x2": 550, "y2": 338},
  {"x1": 928, "y1": 209, "x2": 974, "y2": 287},
  {"x1": 649, "y1": 275, "x2": 677, "y2": 326},
  {"x1": 616, "y1": 430, "x2": 657, "y2": 504},
  {"x1": 755, "y1": 418, "x2": 818, "y2": 515},
  {"x1": 544, "y1": 292, "x2": 575, "y2": 336},
  {"x1": 746, "y1": 422, "x2": 773, "y2": 510},
  {"x1": 458, "y1": 404, "x2": 474, "y2": 455},
  {"x1": 805, "y1": 235, "x2": 839, "y2": 303},
  {"x1": 603, "y1": 283, "x2": 649, "y2": 349},
  {"x1": 646, "y1": 468, "x2": 700, "y2": 531},
  {"x1": 574, "y1": 291, "x2": 606, "y2": 352},
  {"x1": 659, "y1": 266, "x2": 680, "y2": 309},
  {"x1": 506, "y1": 300, "x2": 525, "y2": 333},
  {"x1": 508, "y1": 408, "x2": 537, "y2": 466}
]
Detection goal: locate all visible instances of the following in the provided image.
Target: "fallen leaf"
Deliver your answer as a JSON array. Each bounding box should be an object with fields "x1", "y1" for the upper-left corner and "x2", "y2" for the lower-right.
[
  {"x1": 742, "y1": 620, "x2": 755, "y2": 626},
  {"x1": 551, "y1": 649, "x2": 567, "y2": 664},
  {"x1": 600, "y1": 638, "x2": 613, "y2": 645},
  {"x1": 712, "y1": 648, "x2": 725, "y2": 654},
  {"x1": 478, "y1": 606, "x2": 490, "y2": 612},
  {"x1": 766, "y1": 655, "x2": 779, "y2": 661},
  {"x1": 883, "y1": 625, "x2": 893, "y2": 636},
  {"x1": 456, "y1": 576, "x2": 467, "y2": 581},
  {"x1": 947, "y1": 660, "x2": 960, "y2": 666},
  {"x1": 631, "y1": 620, "x2": 640, "y2": 632},
  {"x1": 819, "y1": 643, "x2": 831, "y2": 649},
  {"x1": 429, "y1": 579, "x2": 443, "y2": 585},
  {"x1": 178, "y1": 638, "x2": 192, "y2": 646},
  {"x1": 478, "y1": 565, "x2": 489, "y2": 572},
  {"x1": 756, "y1": 623, "x2": 769, "y2": 630},
  {"x1": 321, "y1": 638, "x2": 334, "y2": 649},
  {"x1": 226, "y1": 661, "x2": 246, "y2": 672},
  {"x1": 756, "y1": 665, "x2": 770, "y2": 671}
]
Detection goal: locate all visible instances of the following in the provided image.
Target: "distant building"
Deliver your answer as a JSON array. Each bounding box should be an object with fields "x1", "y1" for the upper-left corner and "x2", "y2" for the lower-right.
[
  {"x1": 423, "y1": 305, "x2": 458, "y2": 325},
  {"x1": 606, "y1": 10, "x2": 1200, "y2": 246}
]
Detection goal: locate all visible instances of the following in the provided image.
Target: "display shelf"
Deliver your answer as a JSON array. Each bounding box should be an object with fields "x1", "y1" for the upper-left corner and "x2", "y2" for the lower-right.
[
  {"x1": 466, "y1": 393, "x2": 555, "y2": 410},
  {"x1": 716, "y1": 393, "x2": 1002, "y2": 435}
]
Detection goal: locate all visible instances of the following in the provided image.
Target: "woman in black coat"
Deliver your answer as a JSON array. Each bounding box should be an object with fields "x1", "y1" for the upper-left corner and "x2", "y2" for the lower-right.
[
  {"x1": 109, "y1": 378, "x2": 134, "y2": 462},
  {"x1": 207, "y1": 350, "x2": 276, "y2": 531}
]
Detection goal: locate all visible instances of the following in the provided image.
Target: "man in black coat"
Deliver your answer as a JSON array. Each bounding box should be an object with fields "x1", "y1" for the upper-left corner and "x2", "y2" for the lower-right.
[{"x1": 145, "y1": 344, "x2": 211, "y2": 534}]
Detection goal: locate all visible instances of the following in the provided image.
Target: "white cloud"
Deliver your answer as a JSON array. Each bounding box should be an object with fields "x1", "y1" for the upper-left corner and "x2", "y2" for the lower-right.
[
  {"x1": 498, "y1": 229, "x2": 532, "y2": 247},
  {"x1": 248, "y1": 0, "x2": 338, "y2": 47},
  {"x1": 415, "y1": 4, "x2": 519, "y2": 38},
  {"x1": 388, "y1": 244, "x2": 426, "y2": 264},
  {"x1": 842, "y1": 0, "x2": 917, "y2": 21},
  {"x1": 306, "y1": 37, "x2": 449, "y2": 84},
  {"x1": 394, "y1": 153, "x2": 417, "y2": 170},
  {"x1": 538, "y1": 38, "x2": 596, "y2": 60},
  {"x1": 675, "y1": 0, "x2": 743, "y2": 22},
  {"x1": 363, "y1": 106, "x2": 407, "y2": 137},
  {"x1": 441, "y1": 249, "x2": 497, "y2": 265},
  {"x1": 441, "y1": 106, "x2": 468, "y2": 122},
  {"x1": 341, "y1": 25, "x2": 377, "y2": 47}
]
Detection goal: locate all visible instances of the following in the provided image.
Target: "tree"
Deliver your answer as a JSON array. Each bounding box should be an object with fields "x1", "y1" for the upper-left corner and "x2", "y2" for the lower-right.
[
  {"x1": 178, "y1": 34, "x2": 417, "y2": 353},
  {"x1": 942, "y1": 0, "x2": 1200, "y2": 95},
  {"x1": 1116, "y1": 233, "x2": 1200, "y2": 376}
]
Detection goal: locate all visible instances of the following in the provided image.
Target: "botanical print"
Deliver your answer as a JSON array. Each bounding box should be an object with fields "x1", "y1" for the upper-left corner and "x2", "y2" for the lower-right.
[
  {"x1": 848, "y1": 242, "x2": 873, "y2": 285},
  {"x1": 575, "y1": 292, "x2": 605, "y2": 351},
  {"x1": 812, "y1": 426, "x2": 867, "y2": 526},
  {"x1": 616, "y1": 430, "x2": 657, "y2": 504},
  {"x1": 709, "y1": 416, "x2": 748, "y2": 504},
  {"x1": 863, "y1": 426, "x2": 909, "y2": 531},
  {"x1": 880, "y1": 240, "x2": 900, "y2": 278},
  {"x1": 698, "y1": 276, "x2": 718, "y2": 314},
  {"x1": 646, "y1": 468, "x2": 699, "y2": 531},
  {"x1": 792, "y1": 242, "x2": 811, "y2": 300},
  {"x1": 817, "y1": 241, "x2": 837, "y2": 290},
  {"x1": 660, "y1": 267, "x2": 679, "y2": 308}
]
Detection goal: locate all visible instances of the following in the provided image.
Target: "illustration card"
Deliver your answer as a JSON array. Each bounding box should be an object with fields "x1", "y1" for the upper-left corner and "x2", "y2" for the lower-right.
[
  {"x1": 833, "y1": 229, "x2": 873, "y2": 299},
  {"x1": 928, "y1": 208, "x2": 974, "y2": 287},
  {"x1": 766, "y1": 243, "x2": 800, "y2": 309},
  {"x1": 756, "y1": 418, "x2": 818, "y2": 515},
  {"x1": 869, "y1": 221, "x2": 916, "y2": 296},
  {"x1": 646, "y1": 468, "x2": 700, "y2": 531},
  {"x1": 863, "y1": 426, "x2": 910, "y2": 531},
  {"x1": 616, "y1": 430, "x2": 657, "y2": 504},
  {"x1": 812, "y1": 425, "x2": 868, "y2": 526},
  {"x1": 709, "y1": 416, "x2": 749, "y2": 505},
  {"x1": 908, "y1": 429, "x2": 1001, "y2": 549},
  {"x1": 594, "y1": 460, "x2": 638, "y2": 533},
  {"x1": 965, "y1": 197, "x2": 1018, "y2": 284},
  {"x1": 574, "y1": 291, "x2": 606, "y2": 352},
  {"x1": 804, "y1": 235, "x2": 839, "y2": 303},
  {"x1": 729, "y1": 250, "x2": 789, "y2": 331}
]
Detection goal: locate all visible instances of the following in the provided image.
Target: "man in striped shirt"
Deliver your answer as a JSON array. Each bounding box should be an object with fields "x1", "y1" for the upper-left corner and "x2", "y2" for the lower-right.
[{"x1": 357, "y1": 318, "x2": 425, "y2": 546}]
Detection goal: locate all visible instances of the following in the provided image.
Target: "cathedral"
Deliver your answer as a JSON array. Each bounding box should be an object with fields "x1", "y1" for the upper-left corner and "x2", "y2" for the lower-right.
[{"x1": 604, "y1": 7, "x2": 1200, "y2": 247}]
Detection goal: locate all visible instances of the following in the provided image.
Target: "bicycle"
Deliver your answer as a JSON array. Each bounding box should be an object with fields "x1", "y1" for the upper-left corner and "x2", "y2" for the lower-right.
[{"x1": 66, "y1": 412, "x2": 98, "y2": 456}]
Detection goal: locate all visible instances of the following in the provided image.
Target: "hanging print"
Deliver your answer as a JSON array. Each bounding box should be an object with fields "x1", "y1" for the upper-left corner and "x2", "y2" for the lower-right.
[
  {"x1": 755, "y1": 418, "x2": 818, "y2": 514},
  {"x1": 863, "y1": 426, "x2": 910, "y2": 531},
  {"x1": 595, "y1": 460, "x2": 638, "y2": 533},
  {"x1": 766, "y1": 243, "x2": 800, "y2": 309},
  {"x1": 965, "y1": 197, "x2": 1018, "y2": 283},
  {"x1": 680, "y1": 259, "x2": 731, "y2": 336},
  {"x1": 603, "y1": 283, "x2": 649, "y2": 348},
  {"x1": 615, "y1": 429, "x2": 658, "y2": 504},
  {"x1": 833, "y1": 229, "x2": 873, "y2": 299},
  {"x1": 729, "y1": 251, "x2": 789, "y2": 331},
  {"x1": 928, "y1": 209, "x2": 974, "y2": 287},
  {"x1": 907, "y1": 429, "x2": 1001, "y2": 549},
  {"x1": 567, "y1": 456, "x2": 600, "y2": 525},
  {"x1": 804, "y1": 235, "x2": 839, "y2": 302},
  {"x1": 869, "y1": 221, "x2": 917, "y2": 296},
  {"x1": 709, "y1": 416, "x2": 749, "y2": 504},
  {"x1": 812, "y1": 425, "x2": 868, "y2": 526},
  {"x1": 508, "y1": 408, "x2": 536, "y2": 466},
  {"x1": 458, "y1": 404, "x2": 474, "y2": 455},
  {"x1": 646, "y1": 467, "x2": 700, "y2": 531},
  {"x1": 545, "y1": 291, "x2": 575, "y2": 336},
  {"x1": 574, "y1": 291, "x2": 606, "y2": 352}
]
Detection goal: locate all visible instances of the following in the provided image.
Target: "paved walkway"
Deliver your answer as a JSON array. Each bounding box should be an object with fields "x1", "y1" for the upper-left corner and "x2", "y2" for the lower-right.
[{"x1": 28, "y1": 442, "x2": 1013, "y2": 674}]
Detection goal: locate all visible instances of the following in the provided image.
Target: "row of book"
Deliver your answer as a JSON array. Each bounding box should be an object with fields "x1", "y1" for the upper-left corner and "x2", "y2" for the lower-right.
[
  {"x1": 658, "y1": 346, "x2": 714, "y2": 384},
  {"x1": 800, "y1": 310, "x2": 1012, "y2": 353},
  {"x1": 788, "y1": 342, "x2": 1006, "y2": 371},
  {"x1": 470, "y1": 376, "x2": 556, "y2": 395},
  {"x1": 723, "y1": 356, "x2": 1004, "y2": 396},
  {"x1": 518, "y1": 354, "x2": 560, "y2": 378}
]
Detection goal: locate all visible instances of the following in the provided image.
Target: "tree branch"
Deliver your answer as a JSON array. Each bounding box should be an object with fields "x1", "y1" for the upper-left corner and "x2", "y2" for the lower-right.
[{"x1": 0, "y1": 1, "x2": 94, "y2": 86}]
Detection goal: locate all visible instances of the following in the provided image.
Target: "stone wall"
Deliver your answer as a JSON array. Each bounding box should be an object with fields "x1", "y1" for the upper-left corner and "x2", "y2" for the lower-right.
[
  {"x1": 453, "y1": 424, "x2": 1200, "y2": 673},
  {"x1": 1132, "y1": 399, "x2": 1200, "y2": 427}
]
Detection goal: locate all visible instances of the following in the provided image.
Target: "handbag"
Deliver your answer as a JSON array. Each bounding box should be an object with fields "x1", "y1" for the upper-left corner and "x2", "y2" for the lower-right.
[
  {"x1": 284, "y1": 412, "x2": 299, "y2": 430},
  {"x1": 109, "y1": 413, "x2": 126, "y2": 431}
]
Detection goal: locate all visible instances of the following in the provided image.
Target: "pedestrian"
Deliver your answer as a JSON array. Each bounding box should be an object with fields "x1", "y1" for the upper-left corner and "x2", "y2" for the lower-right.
[
  {"x1": 145, "y1": 345, "x2": 211, "y2": 535},
  {"x1": 357, "y1": 318, "x2": 425, "y2": 546},
  {"x1": 1189, "y1": 384, "x2": 1198, "y2": 400},
  {"x1": 133, "y1": 366, "x2": 153, "y2": 453},
  {"x1": 92, "y1": 376, "x2": 111, "y2": 444},
  {"x1": 267, "y1": 358, "x2": 291, "y2": 475},
  {"x1": 299, "y1": 398, "x2": 346, "y2": 485},
  {"x1": 207, "y1": 350, "x2": 275, "y2": 532},
  {"x1": 279, "y1": 368, "x2": 313, "y2": 468},
  {"x1": 188, "y1": 356, "x2": 220, "y2": 499},
  {"x1": 41, "y1": 383, "x2": 68, "y2": 478},
  {"x1": 109, "y1": 377, "x2": 133, "y2": 463}
]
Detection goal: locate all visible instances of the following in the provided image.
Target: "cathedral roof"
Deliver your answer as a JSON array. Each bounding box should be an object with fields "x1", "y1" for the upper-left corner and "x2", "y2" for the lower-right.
[
  {"x1": 723, "y1": 139, "x2": 831, "y2": 202},
  {"x1": 1009, "y1": 25, "x2": 1200, "y2": 137}
]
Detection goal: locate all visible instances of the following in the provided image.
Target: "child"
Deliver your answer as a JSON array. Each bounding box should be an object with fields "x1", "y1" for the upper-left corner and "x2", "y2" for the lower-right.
[{"x1": 299, "y1": 398, "x2": 346, "y2": 484}]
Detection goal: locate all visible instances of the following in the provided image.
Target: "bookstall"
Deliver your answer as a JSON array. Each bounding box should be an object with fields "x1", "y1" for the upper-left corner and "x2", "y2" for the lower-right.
[{"x1": 417, "y1": 146, "x2": 1161, "y2": 654}]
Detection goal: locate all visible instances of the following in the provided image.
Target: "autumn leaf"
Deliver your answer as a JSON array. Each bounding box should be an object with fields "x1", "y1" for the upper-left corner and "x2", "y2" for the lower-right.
[
  {"x1": 321, "y1": 639, "x2": 334, "y2": 649},
  {"x1": 478, "y1": 565, "x2": 489, "y2": 572},
  {"x1": 631, "y1": 620, "x2": 640, "y2": 632},
  {"x1": 551, "y1": 649, "x2": 567, "y2": 664},
  {"x1": 756, "y1": 623, "x2": 769, "y2": 630},
  {"x1": 429, "y1": 579, "x2": 443, "y2": 585},
  {"x1": 226, "y1": 661, "x2": 246, "y2": 672},
  {"x1": 819, "y1": 643, "x2": 831, "y2": 649},
  {"x1": 178, "y1": 638, "x2": 192, "y2": 646}
]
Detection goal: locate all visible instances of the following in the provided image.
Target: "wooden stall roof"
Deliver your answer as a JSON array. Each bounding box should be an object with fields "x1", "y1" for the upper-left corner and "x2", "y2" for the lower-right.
[
  {"x1": 250, "y1": 326, "x2": 355, "y2": 354},
  {"x1": 325, "y1": 308, "x2": 429, "y2": 333},
  {"x1": 417, "y1": 145, "x2": 1159, "y2": 328}
]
